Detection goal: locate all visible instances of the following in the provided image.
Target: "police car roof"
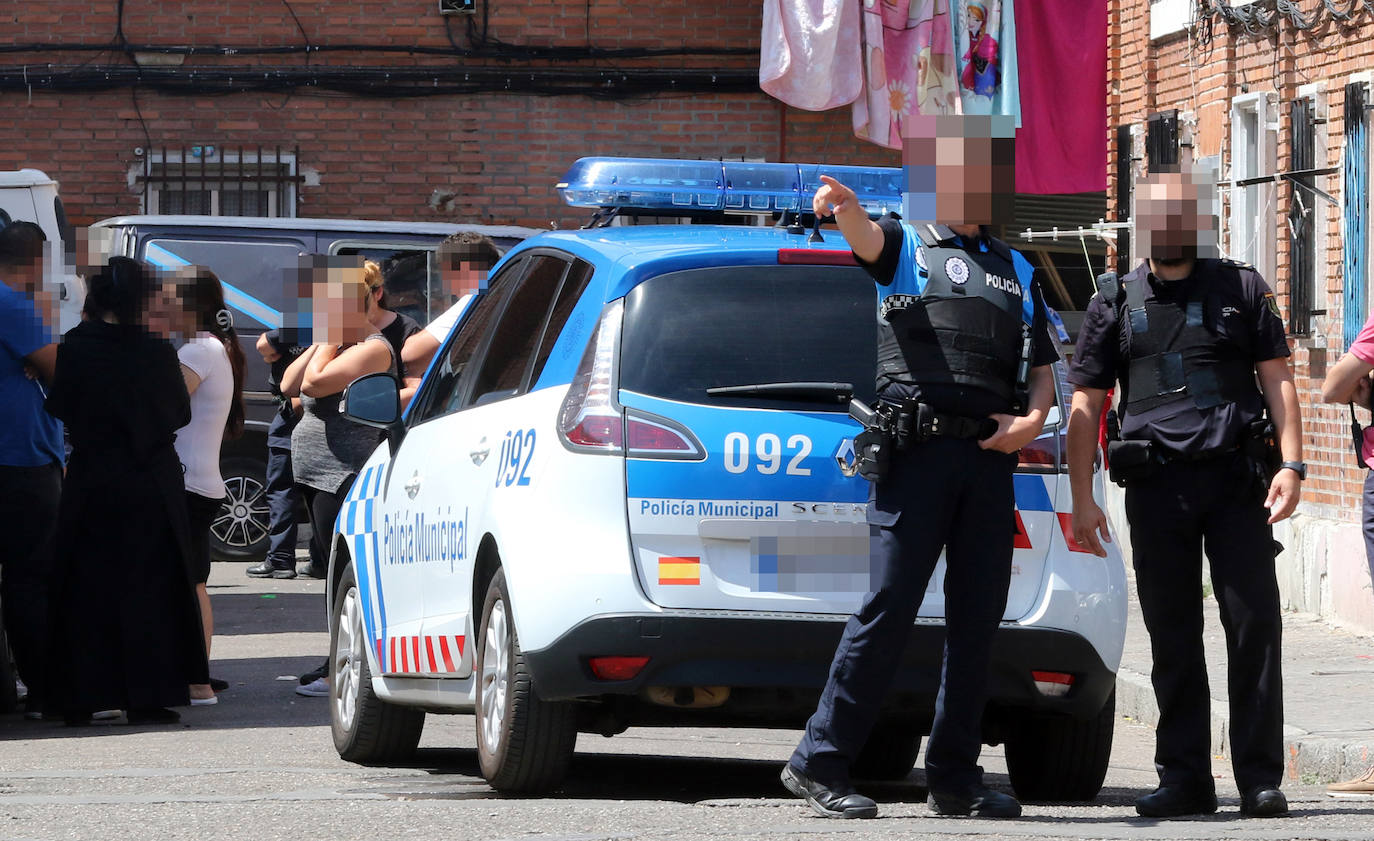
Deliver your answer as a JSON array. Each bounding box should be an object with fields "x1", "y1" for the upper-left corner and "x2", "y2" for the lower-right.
[{"x1": 516, "y1": 224, "x2": 860, "y2": 302}]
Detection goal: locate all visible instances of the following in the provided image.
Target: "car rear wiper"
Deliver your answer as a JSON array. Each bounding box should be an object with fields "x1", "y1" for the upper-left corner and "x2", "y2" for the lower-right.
[{"x1": 705, "y1": 382, "x2": 853, "y2": 403}]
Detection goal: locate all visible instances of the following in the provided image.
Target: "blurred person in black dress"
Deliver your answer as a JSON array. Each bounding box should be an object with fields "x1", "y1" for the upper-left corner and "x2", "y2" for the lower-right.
[{"x1": 44, "y1": 256, "x2": 209, "y2": 725}]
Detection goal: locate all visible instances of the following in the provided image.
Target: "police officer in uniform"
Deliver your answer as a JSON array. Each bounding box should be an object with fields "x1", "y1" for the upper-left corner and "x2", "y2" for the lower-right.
[
  {"x1": 781, "y1": 116, "x2": 1059, "y2": 820},
  {"x1": 1067, "y1": 167, "x2": 1302, "y2": 818}
]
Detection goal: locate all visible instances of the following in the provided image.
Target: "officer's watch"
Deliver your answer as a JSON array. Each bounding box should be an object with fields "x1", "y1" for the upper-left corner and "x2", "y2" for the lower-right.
[{"x1": 1279, "y1": 461, "x2": 1307, "y2": 481}]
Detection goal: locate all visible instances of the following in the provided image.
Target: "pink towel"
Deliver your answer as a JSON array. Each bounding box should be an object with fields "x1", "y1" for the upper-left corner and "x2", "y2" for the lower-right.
[
  {"x1": 760, "y1": 0, "x2": 863, "y2": 112},
  {"x1": 853, "y1": 0, "x2": 958, "y2": 150}
]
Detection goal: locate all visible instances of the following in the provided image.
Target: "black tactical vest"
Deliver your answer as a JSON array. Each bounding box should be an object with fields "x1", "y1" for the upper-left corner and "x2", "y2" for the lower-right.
[
  {"x1": 1097, "y1": 261, "x2": 1263, "y2": 436},
  {"x1": 877, "y1": 224, "x2": 1033, "y2": 414}
]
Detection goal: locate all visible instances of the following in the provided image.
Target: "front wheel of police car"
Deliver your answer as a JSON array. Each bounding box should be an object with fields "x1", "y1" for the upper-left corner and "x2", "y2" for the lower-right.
[
  {"x1": 330, "y1": 563, "x2": 425, "y2": 764},
  {"x1": 475, "y1": 569, "x2": 578, "y2": 793}
]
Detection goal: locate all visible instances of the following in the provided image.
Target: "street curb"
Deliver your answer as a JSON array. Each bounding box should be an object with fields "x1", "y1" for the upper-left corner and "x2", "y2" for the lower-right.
[{"x1": 1114, "y1": 666, "x2": 1374, "y2": 785}]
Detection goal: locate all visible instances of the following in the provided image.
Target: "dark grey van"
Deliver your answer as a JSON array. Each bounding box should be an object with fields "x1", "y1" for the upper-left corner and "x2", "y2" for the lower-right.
[{"x1": 92, "y1": 215, "x2": 537, "y2": 561}]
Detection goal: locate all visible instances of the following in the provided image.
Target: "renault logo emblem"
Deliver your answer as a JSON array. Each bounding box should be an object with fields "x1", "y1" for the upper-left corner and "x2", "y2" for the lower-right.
[{"x1": 834, "y1": 437, "x2": 857, "y2": 476}]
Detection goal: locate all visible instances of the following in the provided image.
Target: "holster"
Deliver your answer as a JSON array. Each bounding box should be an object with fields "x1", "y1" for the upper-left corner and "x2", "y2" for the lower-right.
[
  {"x1": 1106, "y1": 438, "x2": 1157, "y2": 487},
  {"x1": 1243, "y1": 417, "x2": 1282, "y2": 490},
  {"x1": 846, "y1": 398, "x2": 899, "y2": 482}
]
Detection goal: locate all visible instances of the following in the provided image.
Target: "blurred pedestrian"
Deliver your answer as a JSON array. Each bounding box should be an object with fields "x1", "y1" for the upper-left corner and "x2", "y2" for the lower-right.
[
  {"x1": 0, "y1": 221, "x2": 62, "y2": 719},
  {"x1": 44, "y1": 256, "x2": 208, "y2": 725},
  {"x1": 280, "y1": 258, "x2": 397, "y2": 697},
  {"x1": 399, "y1": 232, "x2": 499, "y2": 407},
  {"x1": 158, "y1": 266, "x2": 246, "y2": 705},
  {"x1": 1318, "y1": 308, "x2": 1374, "y2": 798},
  {"x1": 245, "y1": 326, "x2": 309, "y2": 579}
]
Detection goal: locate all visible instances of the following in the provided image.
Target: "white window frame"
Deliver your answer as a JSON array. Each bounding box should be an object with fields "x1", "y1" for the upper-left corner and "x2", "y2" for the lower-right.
[
  {"x1": 1229, "y1": 91, "x2": 1279, "y2": 285},
  {"x1": 142, "y1": 150, "x2": 298, "y2": 218}
]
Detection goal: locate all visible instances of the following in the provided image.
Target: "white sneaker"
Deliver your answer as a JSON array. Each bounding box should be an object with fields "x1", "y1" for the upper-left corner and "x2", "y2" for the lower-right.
[
  {"x1": 91, "y1": 710, "x2": 122, "y2": 721},
  {"x1": 295, "y1": 677, "x2": 330, "y2": 697}
]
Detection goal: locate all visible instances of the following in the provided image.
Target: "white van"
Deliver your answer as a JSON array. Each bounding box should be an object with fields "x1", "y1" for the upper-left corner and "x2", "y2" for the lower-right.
[{"x1": 0, "y1": 169, "x2": 84, "y2": 332}]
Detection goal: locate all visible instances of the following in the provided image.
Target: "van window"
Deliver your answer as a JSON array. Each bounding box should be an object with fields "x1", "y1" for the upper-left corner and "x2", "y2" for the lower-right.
[
  {"x1": 334, "y1": 245, "x2": 441, "y2": 326},
  {"x1": 143, "y1": 238, "x2": 308, "y2": 394},
  {"x1": 618, "y1": 266, "x2": 878, "y2": 412}
]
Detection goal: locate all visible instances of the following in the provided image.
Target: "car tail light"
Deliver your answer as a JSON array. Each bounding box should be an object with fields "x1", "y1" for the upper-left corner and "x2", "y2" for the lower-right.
[
  {"x1": 588, "y1": 655, "x2": 650, "y2": 681},
  {"x1": 626, "y1": 412, "x2": 704, "y2": 459},
  {"x1": 1031, "y1": 670, "x2": 1074, "y2": 697},
  {"x1": 1018, "y1": 428, "x2": 1068, "y2": 473},
  {"x1": 559, "y1": 302, "x2": 624, "y2": 453},
  {"x1": 777, "y1": 248, "x2": 858, "y2": 266}
]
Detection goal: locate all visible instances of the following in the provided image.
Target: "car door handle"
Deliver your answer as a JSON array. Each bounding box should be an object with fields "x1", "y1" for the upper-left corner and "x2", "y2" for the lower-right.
[
  {"x1": 403, "y1": 472, "x2": 422, "y2": 499},
  {"x1": 470, "y1": 438, "x2": 490, "y2": 466}
]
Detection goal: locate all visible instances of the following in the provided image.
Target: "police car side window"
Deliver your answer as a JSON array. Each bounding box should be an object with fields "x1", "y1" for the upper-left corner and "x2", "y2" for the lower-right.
[
  {"x1": 527, "y1": 259, "x2": 594, "y2": 387},
  {"x1": 415, "y1": 258, "x2": 524, "y2": 422},
  {"x1": 465, "y1": 255, "x2": 571, "y2": 407}
]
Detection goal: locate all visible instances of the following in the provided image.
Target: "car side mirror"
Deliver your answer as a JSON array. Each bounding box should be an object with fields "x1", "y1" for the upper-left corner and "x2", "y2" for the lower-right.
[
  {"x1": 343, "y1": 372, "x2": 405, "y2": 456},
  {"x1": 343, "y1": 372, "x2": 400, "y2": 428}
]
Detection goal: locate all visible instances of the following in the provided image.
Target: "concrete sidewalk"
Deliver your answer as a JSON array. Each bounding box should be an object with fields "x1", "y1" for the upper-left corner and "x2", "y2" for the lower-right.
[{"x1": 1113, "y1": 570, "x2": 1374, "y2": 786}]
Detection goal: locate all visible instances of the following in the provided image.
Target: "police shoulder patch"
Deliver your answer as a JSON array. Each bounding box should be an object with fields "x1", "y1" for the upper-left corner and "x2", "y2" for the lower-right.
[
  {"x1": 1220, "y1": 258, "x2": 1256, "y2": 271},
  {"x1": 1263, "y1": 292, "x2": 1281, "y2": 319}
]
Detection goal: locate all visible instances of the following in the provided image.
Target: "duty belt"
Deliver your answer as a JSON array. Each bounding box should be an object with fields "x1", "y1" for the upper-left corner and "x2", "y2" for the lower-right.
[{"x1": 878, "y1": 399, "x2": 997, "y2": 445}]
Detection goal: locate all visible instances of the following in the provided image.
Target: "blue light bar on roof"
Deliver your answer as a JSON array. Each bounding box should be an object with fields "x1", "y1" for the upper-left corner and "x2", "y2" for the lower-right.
[{"x1": 556, "y1": 157, "x2": 904, "y2": 217}]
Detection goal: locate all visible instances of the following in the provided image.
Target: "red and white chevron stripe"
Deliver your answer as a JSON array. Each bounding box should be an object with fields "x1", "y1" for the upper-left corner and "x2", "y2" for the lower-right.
[{"x1": 380, "y1": 635, "x2": 467, "y2": 674}]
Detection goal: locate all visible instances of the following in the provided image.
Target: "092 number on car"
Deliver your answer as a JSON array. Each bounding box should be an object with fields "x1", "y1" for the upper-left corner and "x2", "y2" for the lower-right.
[{"x1": 722, "y1": 432, "x2": 812, "y2": 476}]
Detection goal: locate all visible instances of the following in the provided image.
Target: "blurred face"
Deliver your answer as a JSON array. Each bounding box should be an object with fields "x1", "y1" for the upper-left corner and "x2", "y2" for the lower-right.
[
  {"x1": 312, "y1": 267, "x2": 371, "y2": 344},
  {"x1": 441, "y1": 261, "x2": 488, "y2": 300},
  {"x1": 145, "y1": 279, "x2": 190, "y2": 338},
  {"x1": 1134, "y1": 171, "x2": 1219, "y2": 264},
  {"x1": 903, "y1": 114, "x2": 1016, "y2": 227}
]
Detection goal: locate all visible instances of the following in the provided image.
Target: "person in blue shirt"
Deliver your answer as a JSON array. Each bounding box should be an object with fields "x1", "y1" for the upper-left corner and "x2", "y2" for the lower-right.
[{"x1": 0, "y1": 221, "x2": 63, "y2": 718}]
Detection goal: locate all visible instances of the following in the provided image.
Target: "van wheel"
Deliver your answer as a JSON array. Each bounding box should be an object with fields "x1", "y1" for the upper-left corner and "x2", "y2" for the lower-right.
[
  {"x1": 211, "y1": 456, "x2": 271, "y2": 561},
  {"x1": 330, "y1": 563, "x2": 424, "y2": 764},
  {"x1": 475, "y1": 569, "x2": 577, "y2": 793},
  {"x1": 851, "y1": 722, "x2": 922, "y2": 781},
  {"x1": 1005, "y1": 690, "x2": 1115, "y2": 802}
]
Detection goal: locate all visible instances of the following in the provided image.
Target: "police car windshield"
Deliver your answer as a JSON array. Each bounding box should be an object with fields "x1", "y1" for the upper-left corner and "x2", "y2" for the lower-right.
[{"x1": 618, "y1": 266, "x2": 876, "y2": 412}]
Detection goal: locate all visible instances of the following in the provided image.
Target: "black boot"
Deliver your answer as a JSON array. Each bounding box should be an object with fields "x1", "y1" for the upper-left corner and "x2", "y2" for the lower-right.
[
  {"x1": 1135, "y1": 785, "x2": 1218, "y2": 818},
  {"x1": 780, "y1": 764, "x2": 878, "y2": 819},
  {"x1": 927, "y1": 786, "x2": 1022, "y2": 818}
]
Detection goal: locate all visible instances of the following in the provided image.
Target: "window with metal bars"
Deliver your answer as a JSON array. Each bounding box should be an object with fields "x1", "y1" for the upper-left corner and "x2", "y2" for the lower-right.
[
  {"x1": 1288, "y1": 98, "x2": 1316, "y2": 336},
  {"x1": 139, "y1": 146, "x2": 302, "y2": 218},
  {"x1": 1146, "y1": 110, "x2": 1180, "y2": 172}
]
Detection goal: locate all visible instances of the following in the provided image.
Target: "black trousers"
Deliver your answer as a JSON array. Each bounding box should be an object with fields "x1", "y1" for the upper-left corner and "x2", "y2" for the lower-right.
[
  {"x1": 301, "y1": 483, "x2": 345, "y2": 577},
  {"x1": 0, "y1": 462, "x2": 62, "y2": 707},
  {"x1": 1125, "y1": 454, "x2": 1284, "y2": 794},
  {"x1": 265, "y1": 444, "x2": 300, "y2": 569},
  {"x1": 790, "y1": 436, "x2": 1017, "y2": 793}
]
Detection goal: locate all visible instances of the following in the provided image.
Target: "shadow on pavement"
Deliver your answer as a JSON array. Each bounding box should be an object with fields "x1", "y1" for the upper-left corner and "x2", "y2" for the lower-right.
[{"x1": 209, "y1": 591, "x2": 329, "y2": 636}]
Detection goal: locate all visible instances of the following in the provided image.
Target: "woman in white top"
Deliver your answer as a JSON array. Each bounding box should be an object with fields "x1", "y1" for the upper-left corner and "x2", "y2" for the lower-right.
[{"x1": 159, "y1": 266, "x2": 245, "y2": 705}]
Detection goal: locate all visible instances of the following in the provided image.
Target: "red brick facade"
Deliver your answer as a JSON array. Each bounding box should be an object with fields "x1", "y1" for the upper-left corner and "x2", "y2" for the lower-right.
[
  {"x1": 1108, "y1": 2, "x2": 1374, "y2": 629},
  {"x1": 0, "y1": 2, "x2": 898, "y2": 228}
]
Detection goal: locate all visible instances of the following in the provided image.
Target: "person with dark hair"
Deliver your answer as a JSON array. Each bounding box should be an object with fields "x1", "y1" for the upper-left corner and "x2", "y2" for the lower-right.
[
  {"x1": 158, "y1": 265, "x2": 246, "y2": 704},
  {"x1": 0, "y1": 220, "x2": 62, "y2": 719},
  {"x1": 44, "y1": 256, "x2": 209, "y2": 725}
]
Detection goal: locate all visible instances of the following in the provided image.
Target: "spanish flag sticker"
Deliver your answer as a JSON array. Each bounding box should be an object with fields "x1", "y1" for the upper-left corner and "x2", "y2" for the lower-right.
[{"x1": 658, "y1": 556, "x2": 701, "y2": 585}]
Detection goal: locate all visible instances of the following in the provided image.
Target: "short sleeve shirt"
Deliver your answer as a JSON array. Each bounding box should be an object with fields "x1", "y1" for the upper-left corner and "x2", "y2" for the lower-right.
[
  {"x1": 175, "y1": 334, "x2": 233, "y2": 499},
  {"x1": 0, "y1": 281, "x2": 63, "y2": 467},
  {"x1": 856, "y1": 217, "x2": 1059, "y2": 415},
  {"x1": 1069, "y1": 259, "x2": 1290, "y2": 455}
]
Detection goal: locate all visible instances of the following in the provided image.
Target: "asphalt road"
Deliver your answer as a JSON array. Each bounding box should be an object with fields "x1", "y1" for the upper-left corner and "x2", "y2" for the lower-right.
[{"x1": 1, "y1": 563, "x2": 1369, "y2": 841}]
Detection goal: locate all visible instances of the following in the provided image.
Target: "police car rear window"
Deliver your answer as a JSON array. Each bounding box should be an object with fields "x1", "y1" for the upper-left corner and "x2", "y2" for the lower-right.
[{"x1": 618, "y1": 266, "x2": 877, "y2": 411}]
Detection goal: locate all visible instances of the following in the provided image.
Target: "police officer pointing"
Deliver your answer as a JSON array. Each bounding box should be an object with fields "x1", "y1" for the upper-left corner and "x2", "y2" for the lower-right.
[
  {"x1": 1067, "y1": 167, "x2": 1302, "y2": 818},
  {"x1": 781, "y1": 115, "x2": 1059, "y2": 820}
]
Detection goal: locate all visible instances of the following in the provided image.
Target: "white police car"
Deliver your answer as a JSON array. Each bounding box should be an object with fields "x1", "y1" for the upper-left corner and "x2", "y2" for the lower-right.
[{"x1": 327, "y1": 158, "x2": 1127, "y2": 799}]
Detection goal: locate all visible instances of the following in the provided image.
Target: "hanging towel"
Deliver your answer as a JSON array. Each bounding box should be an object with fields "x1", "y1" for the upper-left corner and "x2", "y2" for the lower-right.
[
  {"x1": 1014, "y1": 0, "x2": 1108, "y2": 194},
  {"x1": 950, "y1": 0, "x2": 1020, "y2": 124},
  {"x1": 760, "y1": 0, "x2": 863, "y2": 112},
  {"x1": 853, "y1": 0, "x2": 958, "y2": 150}
]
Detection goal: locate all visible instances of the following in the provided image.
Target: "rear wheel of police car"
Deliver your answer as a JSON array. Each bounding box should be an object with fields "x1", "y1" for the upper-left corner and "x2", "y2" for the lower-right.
[
  {"x1": 211, "y1": 456, "x2": 271, "y2": 561},
  {"x1": 1004, "y1": 690, "x2": 1115, "y2": 802},
  {"x1": 330, "y1": 563, "x2": 425, "y2": 764},
  {"x1": 475, "y1": 569, "x2": 577, "y2": 793}
]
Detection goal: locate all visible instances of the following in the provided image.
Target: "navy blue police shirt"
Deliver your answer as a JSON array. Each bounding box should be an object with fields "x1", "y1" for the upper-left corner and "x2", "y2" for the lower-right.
[
  {"x1": 263, "y1": 328, "x2": 308, "y2": 448},
  {"x1": 1069, "y1": 258, "x2": 1290, "y2": 457},
  {"x1": 857, "y1": 216, "x2": 1060, "y2": 417}
]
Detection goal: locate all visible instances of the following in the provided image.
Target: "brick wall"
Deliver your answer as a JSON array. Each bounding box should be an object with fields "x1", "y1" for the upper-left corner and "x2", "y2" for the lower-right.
[
  {"x1": 1107, "y1": 4, "x2": 1374, "y2": 524},
  {"x1": 0, "y1": 2, "x2": 898, "y2": 229}
]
